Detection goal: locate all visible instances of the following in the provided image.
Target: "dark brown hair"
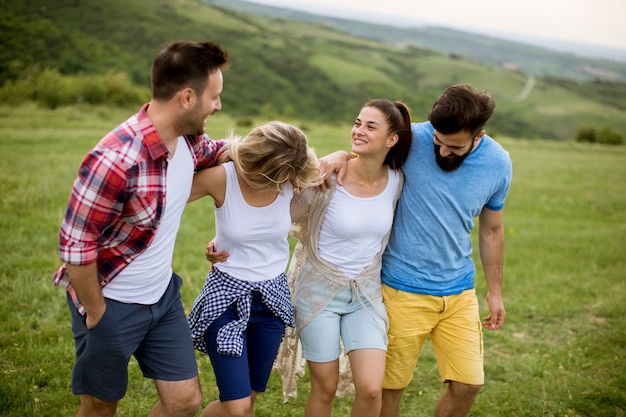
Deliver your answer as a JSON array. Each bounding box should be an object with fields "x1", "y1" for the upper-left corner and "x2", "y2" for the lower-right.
[
  {"x1": 151, "y1": 40, "x2": 229, "y2": 101},
  {"x1": 362, "y1": 98, "x2": 412, "y2": 169},
  {"x1": 428, "y1": 84, "x2": 495, "y2": 136}
]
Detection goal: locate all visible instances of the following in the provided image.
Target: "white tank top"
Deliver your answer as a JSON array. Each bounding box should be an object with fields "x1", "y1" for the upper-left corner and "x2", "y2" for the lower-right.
[
  {"x1": 318, "y1": 168, "x2": 400, "y2": 277},
  {"x1": 214, "y1": 162, "x2": 293, "y2": 282},
  {"x1": 103, "y1": 137, "x2": 193, "y2": 304}
]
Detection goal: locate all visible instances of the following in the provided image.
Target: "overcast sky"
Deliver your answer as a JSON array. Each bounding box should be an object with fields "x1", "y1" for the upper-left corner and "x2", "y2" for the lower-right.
[{"x1": 247, "y1": 0, "x2": 626, "y2": 51}]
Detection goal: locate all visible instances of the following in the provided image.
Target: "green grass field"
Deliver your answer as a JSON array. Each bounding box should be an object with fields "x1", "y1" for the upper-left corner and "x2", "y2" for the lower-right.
[{"x1": 0, "y1": 104, "x2": 624, "y2": 416}]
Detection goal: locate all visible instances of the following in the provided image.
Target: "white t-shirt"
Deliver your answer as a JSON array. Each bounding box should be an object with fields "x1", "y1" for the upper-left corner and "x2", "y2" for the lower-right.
[
  {"x1": 103, "y1": 137, "x2": 193, "y2": 303},
  {"x1": 318, "y1": 168, "x2": 400, "y2": 277},
  {"x1": 214, "y1": 162, "x2": 293, "y2": 282}
]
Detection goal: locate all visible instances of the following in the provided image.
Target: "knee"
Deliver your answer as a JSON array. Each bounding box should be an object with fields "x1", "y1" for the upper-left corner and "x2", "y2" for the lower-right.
[
  {"x1": 309, "y1": 373, "x2": 339, "y2": 400},
  {"x1": 356, "y1": 382, "x2": 383, "y2": 402},
  {"x1": 382, "y1": 387, "x2": 404, "y2": 401},
  {"x1": 167, "y1": 388, "x2": 203, "y2": 416},
  {"x1": 223, "y1": 397, "x2": 253, "y2": 417},
  {"x1": 311, "y1": 380, "x2": 338, "y2": 402},
  {"x1": 78, "y1": 395, "x2": 118, "y2": 417},
  {"x1": 186, "y1": 389, "x2": 204, "y2": 414},
  {"x1": 449, "y1": 381, "x2": 482, "y2": 398}
]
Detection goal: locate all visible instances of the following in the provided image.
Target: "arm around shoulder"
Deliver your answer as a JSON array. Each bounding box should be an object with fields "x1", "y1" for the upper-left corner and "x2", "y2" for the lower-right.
[
  {"x1": 196, "y1": 136, "x2": 231, "y2": 170},
  {"x1": 319, "y1": 150, "x2": 352, "y2": 186},
  {"x1": 189, "y1": 164, "x2": 227, "y2": 204}
]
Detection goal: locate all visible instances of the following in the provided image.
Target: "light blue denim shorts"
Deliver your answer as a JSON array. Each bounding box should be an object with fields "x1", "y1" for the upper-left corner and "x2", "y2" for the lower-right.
[{"x1": 297, "y1": 285, "x2": 387, "y2": 363}]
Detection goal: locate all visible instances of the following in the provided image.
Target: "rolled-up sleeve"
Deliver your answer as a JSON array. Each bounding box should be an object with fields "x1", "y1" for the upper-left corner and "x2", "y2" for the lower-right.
[{"x1": 59, "y1": 148, "x2": 126, "y2": 265}]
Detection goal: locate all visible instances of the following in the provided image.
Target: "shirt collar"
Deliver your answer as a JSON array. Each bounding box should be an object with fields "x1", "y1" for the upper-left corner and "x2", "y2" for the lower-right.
[{"x1": 138, "y1": 103, "x2": 169, "y2": 160}]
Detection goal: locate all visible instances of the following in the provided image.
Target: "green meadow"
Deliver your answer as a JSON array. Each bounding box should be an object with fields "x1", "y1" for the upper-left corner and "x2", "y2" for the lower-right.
[{"x1": 0, "y1": 103, "x2": 624, "y2": 416}]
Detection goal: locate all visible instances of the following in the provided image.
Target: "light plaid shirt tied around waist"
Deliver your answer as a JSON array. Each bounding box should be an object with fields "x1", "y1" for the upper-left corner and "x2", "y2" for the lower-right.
[{"x1": 188, "y1": 268, "x2": 294, "y2": 357}]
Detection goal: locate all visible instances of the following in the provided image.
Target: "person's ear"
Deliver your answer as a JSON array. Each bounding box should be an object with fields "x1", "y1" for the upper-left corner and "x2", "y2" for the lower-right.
[
  {"x1": 387, "y1": 133, "x2": 399, "y2": 147},
  {"x1": 179, "y1": 87, "x2": 196, "y2": 110}
]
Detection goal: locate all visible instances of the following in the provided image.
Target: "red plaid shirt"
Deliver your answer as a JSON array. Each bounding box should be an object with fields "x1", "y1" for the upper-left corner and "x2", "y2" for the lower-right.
[{"x1": 54, "y1": 103, "x2": 226, "y2": 313}]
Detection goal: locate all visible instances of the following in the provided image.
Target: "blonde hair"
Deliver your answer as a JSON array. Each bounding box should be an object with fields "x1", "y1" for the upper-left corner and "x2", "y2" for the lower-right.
[{"x1": 228, "y1": 121, "x2": 323, "y2": 193}]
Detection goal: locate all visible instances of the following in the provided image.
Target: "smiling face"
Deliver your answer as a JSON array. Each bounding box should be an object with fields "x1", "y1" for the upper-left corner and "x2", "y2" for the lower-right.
[
  {"x1": 184, "y1": 69, "x2": 224, "y2": 135},
  {"x1": 351, "y1": 106, "x2": 397, "y2": 157}
]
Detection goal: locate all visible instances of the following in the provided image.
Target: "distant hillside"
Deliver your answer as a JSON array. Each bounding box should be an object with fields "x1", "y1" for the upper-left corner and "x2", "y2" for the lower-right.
[
  {"x1": 209, "y1": 0, "x2": 626, "y2": 82},
  {"x1": 2, "y1": 0, "x2": 626, "y2": 140}
]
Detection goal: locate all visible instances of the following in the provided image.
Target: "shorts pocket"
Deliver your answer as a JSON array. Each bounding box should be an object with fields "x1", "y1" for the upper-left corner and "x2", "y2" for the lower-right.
[{"x1": 87, "y1": 299, "x2": 113, "y2": 333}]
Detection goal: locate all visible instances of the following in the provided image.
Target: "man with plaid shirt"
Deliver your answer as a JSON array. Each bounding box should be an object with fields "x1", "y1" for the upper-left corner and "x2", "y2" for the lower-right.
[{"x1": 53, "y1": 40, "x2": 229, "y2": 417}]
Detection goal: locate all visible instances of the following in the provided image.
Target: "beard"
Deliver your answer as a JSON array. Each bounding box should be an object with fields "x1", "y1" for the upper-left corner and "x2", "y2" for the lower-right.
[
  {"x1": 188, "y1": 115, "x2": 206, "y2": 136},
  {"x1": 182, "y1": 105, "x2": 210, "y2": 136},
  {"x1": 434, "y1": 143, "x2": 473, "y2": 172}
]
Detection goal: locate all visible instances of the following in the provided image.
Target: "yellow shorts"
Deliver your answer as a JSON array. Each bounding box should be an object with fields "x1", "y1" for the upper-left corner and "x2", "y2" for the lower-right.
[{"x1": 382, "y1": 285, "x2": 484, "y2": 389}]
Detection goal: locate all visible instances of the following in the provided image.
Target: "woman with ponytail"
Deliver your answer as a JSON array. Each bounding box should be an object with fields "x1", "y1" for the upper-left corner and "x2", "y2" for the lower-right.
[{"x1": 275, "y1": 99, "x2": 412, "y2": 417}]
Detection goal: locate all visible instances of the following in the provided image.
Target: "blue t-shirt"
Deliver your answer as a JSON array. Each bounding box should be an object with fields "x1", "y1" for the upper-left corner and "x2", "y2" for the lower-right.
[{"x1": 381, "y1": 121, "x2": 512, "y2": 296}]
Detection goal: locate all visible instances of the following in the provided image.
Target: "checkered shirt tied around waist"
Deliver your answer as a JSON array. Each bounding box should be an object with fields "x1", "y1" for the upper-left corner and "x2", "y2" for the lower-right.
[{"x1": 188, "y1": 268, "x2": 294, "y2": 357}]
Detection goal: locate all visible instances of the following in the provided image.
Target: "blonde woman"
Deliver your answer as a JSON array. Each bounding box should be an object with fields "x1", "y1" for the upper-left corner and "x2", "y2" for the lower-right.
[{"x1": 187, "y1": 121, "x2": 322, "y2": 417}]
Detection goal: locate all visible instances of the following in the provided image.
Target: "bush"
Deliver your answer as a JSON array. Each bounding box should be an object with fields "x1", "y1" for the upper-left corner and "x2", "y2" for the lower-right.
[
  {"x1": 0, "y1": 66, "x2": 149, "y2": 109},
  {"x1": 34, "y1": 69, "x2": 77, "y2": 109},
  {"x1": 0, "y1": 80, "x2": 23, "y2": 106},
  {"x1": 102, "y1": 72, "x2": 149, "y2": 107},
  {"x1": 235, "y1": 117, "x2": 254, "y2": 128},
  {"x1": 596, "y1": 126, "x2": 623, "y2": 145},
  {"x1": 575, "y1": 125, "x2": 623, "y2": 145},
  {"x1": 81, "y1": 77, "x2": 107, "y2": 104},
  {"x1": 575, "y1": 125, "x2": 596, "y2": 143}
]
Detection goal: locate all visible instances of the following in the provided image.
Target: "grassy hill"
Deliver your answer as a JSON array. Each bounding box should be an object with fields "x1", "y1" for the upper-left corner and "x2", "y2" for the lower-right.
[
  {"x1": 2, "y1": 0, "x2": 626, "y2": 140},
  {"x1": 206, "y1": 0, "x2": 626, "y2": 82}
]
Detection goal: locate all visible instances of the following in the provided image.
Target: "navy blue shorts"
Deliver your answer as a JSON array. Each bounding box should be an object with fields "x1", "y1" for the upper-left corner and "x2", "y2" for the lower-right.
[
  {"x1": 68, "y1": 273, "x2": 198, "y2": 402},
  {"x1": 203, "y1": 291, "x2": 285, "y2": 401}
]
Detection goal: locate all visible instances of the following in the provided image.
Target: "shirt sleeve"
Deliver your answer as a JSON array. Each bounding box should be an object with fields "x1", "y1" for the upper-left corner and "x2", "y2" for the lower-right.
[
  {"x1": 58, "y1": 148, "x2": 127, "y2": 265},
  {"x1": 485, "y1": 152, "x2": 513, "y2": 211},
  {"x1": 195, "y1": 136, "x2": 229, "y2": 171}
]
